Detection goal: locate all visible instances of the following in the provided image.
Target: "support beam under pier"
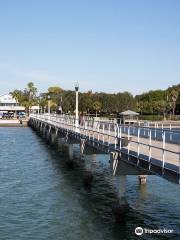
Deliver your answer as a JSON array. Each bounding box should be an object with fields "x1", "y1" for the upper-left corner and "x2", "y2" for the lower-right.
[{"x1": 110, "y1": 152, "x2": 150, "y2": 184}]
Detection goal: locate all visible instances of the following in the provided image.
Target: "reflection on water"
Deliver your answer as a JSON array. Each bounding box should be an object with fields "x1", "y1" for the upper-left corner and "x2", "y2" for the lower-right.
[{"x1": 0, "y1": 127, "x2": 179, "y2": 240}]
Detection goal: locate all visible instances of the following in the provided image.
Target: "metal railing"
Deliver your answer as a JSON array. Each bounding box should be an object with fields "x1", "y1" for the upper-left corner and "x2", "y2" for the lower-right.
[{"x1": 30, "y1": 114, "x2": 180, "y2": 180}]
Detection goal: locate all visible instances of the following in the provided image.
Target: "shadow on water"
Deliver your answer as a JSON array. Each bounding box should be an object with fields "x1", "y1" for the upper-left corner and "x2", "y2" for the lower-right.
[{"x1": 32, "y1": 128, "x2": 179, "y2": 240}]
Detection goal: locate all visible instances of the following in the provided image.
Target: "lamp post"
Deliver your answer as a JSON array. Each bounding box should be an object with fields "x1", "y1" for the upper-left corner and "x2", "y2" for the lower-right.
[
  {"x1": 59, "y1": 95, "x2": 63, "y2": 115},
  {"x1": 75, "y1": 81, "x2": 79, "y2": 128},
  {"x1": 48, "y1": 95, "x2": 51, "y2": 114},
  {"x1": 37, "y1": 95, "x2": 40, "y2": 115}
]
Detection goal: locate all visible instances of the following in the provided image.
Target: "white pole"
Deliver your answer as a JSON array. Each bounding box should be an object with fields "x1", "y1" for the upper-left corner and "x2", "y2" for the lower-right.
[
  {"x1": 61, "y1": 96, "x2": 62, "y2": 115},
  {"x1": 162, "y1": 131, "x2": 166, "y2": 173},
  {"x1": 103, "y1": 123, "x2": 105, "y2": 144},
  {"x1": 74, "y1": 82, "x2": 79, "y2": 132},
  {"x1": 114, "y1": 124, "x2": 117, "y2": 149},
  {"x1": 120, "y1": 126, "x2": 122, "y2": 150},
  {"x1": 75, "y1": 89, "x2": 79, "y2": 128},
  {"x1": 149, "y1": 129, "x2": 152, "y2": 165},
  {"x1": 170, "y1": 122, "x2": 172, "y2": 141},
  {"x1": 48, "y1": 100, "x2": 50, "y2": 114},
  {"x1": 137, "y1": 127, "x2": 140, "y2": 159}
]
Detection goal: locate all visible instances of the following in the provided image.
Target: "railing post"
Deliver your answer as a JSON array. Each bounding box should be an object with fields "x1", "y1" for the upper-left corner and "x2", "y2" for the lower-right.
[
  {"x1": 114, "y1": 124, "x2": 117, "y2": 149},
  {"x1": 98, "y1": 122, "x2": 100, "y2": 143},
  {"x1": 108, "y1": 123, "x2": 110, "y2": 148},
  {"x1": 117, "y1": 125, "x2": 120, "y2": 149},
  {"x1": 170, "y1": 122, "x2": 172, "y2": 142},
  {"x1": 103, "y1": 123, "x2": 105, "y2": 144},
  {"x1": 162, "y1": 130, "x2": 166, "y2": 174},
  {"x1": 93, "y1": 123, "x2": 95, "y2": 144},
  {"x1": 120, "y1": 126, "x2": 122, "y2": 150},
  {"x1": 161, "y1": 123, "x2": 164, "y2": 140},
  {"x1": 89, "y1": 120, "x2": 91, "y2": 140},
  {"x1": 149, "y1": 129, "x2": 152, "y2": 169},
  {"x1": 128, "y1": 125, "x2": 130, "y2": 141},
  {"x1": 137, "y1": 127, "x2": 140, "y2": 163},
  {"x1": 128, "y1": 126, "x2": 130, "y2": 156},
  {"x1": 147, "y1": 125, "x2": 149, "y2": 137}
]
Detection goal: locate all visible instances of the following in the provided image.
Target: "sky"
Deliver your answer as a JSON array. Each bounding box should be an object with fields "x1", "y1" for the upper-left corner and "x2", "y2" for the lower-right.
[{"x1": 0, "y1": 0, "x2": 180, "y2": 96}]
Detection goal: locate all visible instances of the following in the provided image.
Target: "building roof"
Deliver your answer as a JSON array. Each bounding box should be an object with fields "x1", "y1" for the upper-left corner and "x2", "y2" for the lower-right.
[
  {"x1": 120, "y1": 110, "x2": 139, "y2": 116},
  {"x1": 0, "y1": 106, "x2": 25, "y2": 111},
  {"x1": 0, "y1": 93, "x2": 17, "y2": 104}
]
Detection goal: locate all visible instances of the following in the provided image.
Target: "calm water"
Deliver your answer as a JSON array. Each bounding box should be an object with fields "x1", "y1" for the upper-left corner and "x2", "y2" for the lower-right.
[{"x1": 0, "y1": 127, "x2": 179, "y2": 240}]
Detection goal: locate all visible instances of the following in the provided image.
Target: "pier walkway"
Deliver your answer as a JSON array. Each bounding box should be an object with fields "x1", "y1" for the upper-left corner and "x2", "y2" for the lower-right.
[{"x1": 29, "y1": 114, "x2": 180, "y2": 184}]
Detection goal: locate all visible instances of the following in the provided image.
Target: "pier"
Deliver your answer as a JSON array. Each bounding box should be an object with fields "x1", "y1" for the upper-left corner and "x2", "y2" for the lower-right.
[{"x1": 29, "y1": 114, "x2": 180, "y2": 185}]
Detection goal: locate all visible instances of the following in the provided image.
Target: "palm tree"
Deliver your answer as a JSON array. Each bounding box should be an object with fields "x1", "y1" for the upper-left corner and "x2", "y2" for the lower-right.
[
  {"x1": 11, "y1": 82, "x2": 37, "y2": 115},
  {"x1": 168, "y1": 89, "x2": 179, "y2": 118}
]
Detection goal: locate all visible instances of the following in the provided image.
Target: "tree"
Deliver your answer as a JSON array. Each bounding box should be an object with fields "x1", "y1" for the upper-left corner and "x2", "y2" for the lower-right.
[
  {"x1": 61, "y1": 90, "x2": 75, "y2": 113},
  {"x1": 79, "y1": 94, "x2": 93, "y2": 113},
  {"x1": 38, "y1": 93, "x2": 48, "y2": 113},
  {"x1": 136, "y1": 101, "x2": 143, "y2": 115},
  {"x1": 11, "y1": 82, "x2": 37, "y2": 115},
  {"x1": 168, "y1": 89, "x2": 179, "y2": 118},
  {"x1": 48, "y1": 86, "x2": 63, "y2": 94},
  {"x1": 50, "y1": 101, "x2": 58, "y2": 111},
  {"x1": 25, "y1": 82, "x2": 37, "y2": 111},
  {"x1": 10, "y1": 90, "x2": 24, "y2": 104},
  {"x1": 47, "y1": 86, "x2": 63, "y2": 111},
  {"x1": 153, "y1": 100, "x2": 168, "y2": 119},
  {"x1": 27, "y1": 82, "x2": 37, "y2": 97},
  {"x1": 135, "y1": 90, "x2": 167, "y2": 115},
  {"x1": 115, "y1": 92, "x2": 135, "y2": 113},
  {"x1": 93, "y1": 101, "x2": 101, "y2": 117}
]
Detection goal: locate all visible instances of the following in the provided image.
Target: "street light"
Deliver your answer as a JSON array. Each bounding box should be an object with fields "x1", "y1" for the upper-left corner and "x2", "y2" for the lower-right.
[
  {"x1": 48, "y1": 95, "x2": 51, "y2": 114},
  {"x1": 74, "y1": 81, "x2": 79, "y2": 128},
  {"x1": 37, "y1": 94, "x2": 41, "y2": 115},
  {"x1": 59, "y1": 95, "x2": 63, "y2": 114}
]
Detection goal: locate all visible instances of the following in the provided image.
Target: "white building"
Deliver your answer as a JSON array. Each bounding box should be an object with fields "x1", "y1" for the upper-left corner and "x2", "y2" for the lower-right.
[
  {"x1": 30, "y1": 105, "x2": 40, "y2": 114},
  {"x1": 0, "y1": 94, "x2": 25, "y2": 114}
]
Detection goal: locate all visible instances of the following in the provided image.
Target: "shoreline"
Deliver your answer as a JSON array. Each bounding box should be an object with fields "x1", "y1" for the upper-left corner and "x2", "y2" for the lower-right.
[{"x1": 0, "y1": 120, "x2": 28, "y2": 127}]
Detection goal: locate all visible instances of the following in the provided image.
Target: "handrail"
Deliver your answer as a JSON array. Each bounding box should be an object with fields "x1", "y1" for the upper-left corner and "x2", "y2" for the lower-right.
[{"x1": 30, "y1": 114, "x2": 180, "y2": 177}]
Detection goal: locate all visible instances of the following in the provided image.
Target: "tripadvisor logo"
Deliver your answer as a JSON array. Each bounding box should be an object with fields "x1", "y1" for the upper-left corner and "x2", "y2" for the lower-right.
[
  {"x1": 135, "y1": 227, "x2": 143, "y2": 236},
  {"x1": 135, "y1": 226, "x2": 174, "y2": 236}
]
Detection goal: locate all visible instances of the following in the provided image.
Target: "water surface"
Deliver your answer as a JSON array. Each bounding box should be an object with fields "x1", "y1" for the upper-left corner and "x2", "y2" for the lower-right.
[{"x1": 0, "y1": 127, "x2": 179, "y2": 240}]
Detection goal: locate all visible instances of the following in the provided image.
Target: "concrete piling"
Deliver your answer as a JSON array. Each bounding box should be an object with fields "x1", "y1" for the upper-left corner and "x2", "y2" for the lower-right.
[{"x1": 138, "y1": 175, "x2": 147, "y2": 184}]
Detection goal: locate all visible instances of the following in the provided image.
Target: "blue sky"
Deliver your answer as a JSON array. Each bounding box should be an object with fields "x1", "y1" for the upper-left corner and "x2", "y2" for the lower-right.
[{"x1": 0, "y1": 0, "x2": 180, "y2": 95}]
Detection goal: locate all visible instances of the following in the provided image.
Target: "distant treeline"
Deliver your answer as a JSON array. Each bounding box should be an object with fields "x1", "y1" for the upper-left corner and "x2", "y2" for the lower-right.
[{"x1": 11, "y1": 82, "x2": 180, "y2": 117}]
